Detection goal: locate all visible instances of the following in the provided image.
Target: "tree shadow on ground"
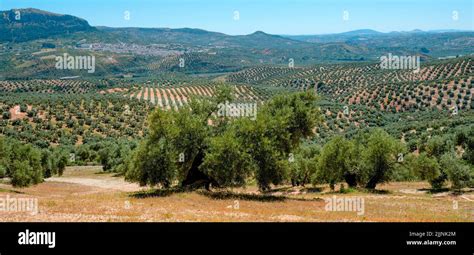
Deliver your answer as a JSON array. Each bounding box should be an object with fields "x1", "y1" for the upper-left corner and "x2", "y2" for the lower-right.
[
  {"x1": 420, "y1": 188, "x2": 473, "y2": 195},
  {"x1": 451, "y1": 190, "x2": 472, "y2": 195},
  {"x1": 0, "y1": 187, "x2": 25, "y2": 194},
  {"x1": 266, "y1": 186, "x2": 323, "y2": 194},
  {"x1": 266, "y1": 186, "x2": 293, "y2": 193},
  {"x1": 301, "y1": 187, "x2": 323, "y2": 193},
  {"x1": 323, "y1": 187, "x2": 390, "y2": 195},
  {"x1": 94, "y1": 171, "x2": 109, "y2": 175},
  {"x1": 198, "y1": 190, "x2": 287, "y2": 202},
  {"x1": 129, "y1": 187, "x2": 323, "y2": 202},
  {"x1": 418, "y1": 188, "x2": 450, "y2": 194},
  {"x1": 364, "y1": 188, "x2": 391, "y2": 194},
  {"x1": 129, "y1": 188, "x2": 188, "y2": 199},
  {"x1": 198, "y1": 190, "x2": 322, "y2": 202}
]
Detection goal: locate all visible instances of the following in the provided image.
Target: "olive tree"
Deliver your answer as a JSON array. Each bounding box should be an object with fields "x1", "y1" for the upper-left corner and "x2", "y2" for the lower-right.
[
  {"x1": 361, "y1": 128, "x2": 403, "y2": 189},
  {"x1": 126, "y1": 86, "x2": 321, "y2": 191}
]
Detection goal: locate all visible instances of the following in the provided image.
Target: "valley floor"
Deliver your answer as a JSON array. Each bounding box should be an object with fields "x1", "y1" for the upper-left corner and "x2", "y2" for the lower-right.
[{"x1": 0, "y1": 166, "x2": 472, "y2": 222}]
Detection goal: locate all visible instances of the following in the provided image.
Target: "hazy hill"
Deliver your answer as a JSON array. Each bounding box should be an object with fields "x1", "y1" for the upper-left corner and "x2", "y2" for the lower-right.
[
  {"x1": 285, "y1": 29, "x2": 474, "y2": 57},
  {"x1": 0, "y1": 8, "x2": 95, "y2": 42},
  {"x1": 97, "y1": 27, "x2": 316, "y2": 49}
]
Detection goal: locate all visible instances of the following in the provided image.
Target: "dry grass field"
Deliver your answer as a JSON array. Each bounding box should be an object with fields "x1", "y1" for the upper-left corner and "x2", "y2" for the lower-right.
[{"x1": 0, "y1": 166, "x2": 473, "y2": 222}]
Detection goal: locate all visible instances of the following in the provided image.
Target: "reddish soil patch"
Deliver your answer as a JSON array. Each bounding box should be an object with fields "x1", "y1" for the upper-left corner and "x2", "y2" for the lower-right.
[{"x1": 9, "y1": 105, "x2": 27, "y2": 120}]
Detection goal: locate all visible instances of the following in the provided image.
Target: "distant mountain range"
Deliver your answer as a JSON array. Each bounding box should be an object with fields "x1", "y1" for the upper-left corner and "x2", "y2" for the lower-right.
[
  {"x1": 0, "y1": 8, "x2": 473, "y2": 78},
  {"x1": 283, "y1": 28, "x2": 474, "y2": 59},
  {"x1": 1, "y1": 9, "x2": 472, "y2": 57},
  {"x1": 283, "y1": 28, "x2": 473, "y2": 38},
  {"x1": 283, "y1": 28, "x2": 474, "y2": 43}
]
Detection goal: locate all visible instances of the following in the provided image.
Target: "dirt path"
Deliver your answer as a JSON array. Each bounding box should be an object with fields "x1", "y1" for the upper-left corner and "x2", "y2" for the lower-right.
[
  {"x1": 46, "y1": 166, "x2": 143, "y2": 192},
  {"x1": 46, "y1": 176, "x2": 143, "y2": 192}
]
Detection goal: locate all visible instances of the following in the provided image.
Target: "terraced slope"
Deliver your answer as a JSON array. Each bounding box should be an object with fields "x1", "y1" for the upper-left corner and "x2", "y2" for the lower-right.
[{"x1": 226, "y1": 58, "x2": 474, "y2": 112}]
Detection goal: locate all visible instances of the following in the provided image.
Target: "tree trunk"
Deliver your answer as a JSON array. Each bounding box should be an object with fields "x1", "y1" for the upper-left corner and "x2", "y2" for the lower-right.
[
  {"x1": 181, "y1": 151, "x2": 218, "y2": 190},
  {"x1": 344, "y1": 173, "x2": 357, "y2": 188},
  {"x1": 365, "y1": 177, "x2": 377, "y2": 189},
  {"x1": 365, "y1": 169, "x2": 382, "y2": 189}
]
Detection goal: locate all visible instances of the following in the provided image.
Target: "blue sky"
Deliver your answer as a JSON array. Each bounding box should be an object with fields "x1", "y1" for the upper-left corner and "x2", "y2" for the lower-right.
[{"x1": 1, "y1": 0, "x2": 473, "y2": 35}]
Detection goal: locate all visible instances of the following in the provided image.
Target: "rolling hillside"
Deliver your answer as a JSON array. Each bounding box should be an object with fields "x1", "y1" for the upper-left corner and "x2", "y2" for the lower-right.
[{"x1": 1, "y1": 8, "x2": 473, "y2": 80}]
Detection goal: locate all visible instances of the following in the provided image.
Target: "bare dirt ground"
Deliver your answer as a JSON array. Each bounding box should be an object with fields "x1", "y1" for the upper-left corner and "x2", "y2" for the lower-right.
[
  {"x1": 0, "y1": 166, "x2": 473, "y2": 222},
  {"x1": 9, "y1": 105, "x2": 27, "y2": 120}
]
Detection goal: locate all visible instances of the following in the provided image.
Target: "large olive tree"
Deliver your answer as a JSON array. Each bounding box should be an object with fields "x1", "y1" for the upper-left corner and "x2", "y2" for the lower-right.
[{"x1": 126, "y1": 86, "x2": 321, "y2": 191}]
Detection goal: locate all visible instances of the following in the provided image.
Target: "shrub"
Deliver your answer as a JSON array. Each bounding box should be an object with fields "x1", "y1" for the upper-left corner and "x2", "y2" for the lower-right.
[
  {"x1": 440, "y1": 153, "x2": 472, "y2": 190},
  {"x1": 2, "y1": 111, "x2": 11, "y2": 119},
  {"x1": 392, "y1": 153, "x2": 418, "y2": 181},
  {"x1": 0, "y1": 165, "x2": 6, "y2": 178},
  {"x1": 361, "y1": 129, "x2": 403, "y2": 189},
  {"x1": 425, "y1": 136, "x2": 452, "y2": 159},
  {"x1": 288, "y1": 143, "x2": 320, "y2": 187},
  {"x1": 316, "y1": 136, "x2": 356, "y2": 189},
  {"x1": 412, "y1": 153, "x2": 441, "y2": 181},
  {"x1": 10, "y1": 161, "x2": 37, "y2": 187}
]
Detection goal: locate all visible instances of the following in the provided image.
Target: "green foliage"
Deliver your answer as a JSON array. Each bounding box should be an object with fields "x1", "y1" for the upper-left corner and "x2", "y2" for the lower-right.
[
  {"x1": 98, "y1": 143, "x2": 119, "y2": 172},
  {"x1": 0, "y1": 164, "x2": 6, "y2": 178},
  {"x1": 126, "y1": 88, "x2": 321, "y2": 191},
  {"x1": 53, "y1": 148, "x2": 69, "y2": 176},
  {"x1": 440, "y1": 153, "x2": 472, "y2": 190},
  {"x1": 0, "y1": 136, "x2": 72, "y2": 187},
  {"x1": 0, "y1": 54, "x2": 472, "y2": 194},
  {"x1": 2, "y1": 111, "x2": 10, "y2": 119},
  {"x1": 410, "y1": 137, "x2": 473, "y2": 190},
  {"x1": 126, "y1": 136, "x2": 177, "y2": 188},
  {"x1": 429, "y1": 172, "x2": 448, "y2": 190},
  {"x1": 201, "y1": 128, "x2": 256, "y2": 187},
  {"x1": 76, "y1": 145, "x2": 92, "y2": 164},
  {"x1": 40, "y1": 149, "x2": 54, "y2": 178},
  {"x1": 392, "y1": 153, "x2": 418, "y2": 181},
  {"x1": 10, "y1": 160, "x2": 41, "y2": 188},
  {"x1": 424, "y1": 136, "x2": 453, "y2": 159},
  {"x1": 125, "y1": 97, "x2": 209, "y2": 187},
  {"x1": 412, "y1": 153, "x2": 441, "y2": 181},
  {"x1": 231, "y1": 92, "x2": 320, "y2": 191},
  {"x1": 315, "y1": 136, "x2": 355, "y2": 189},
  {"x1": 459, "y1": 128, "x2": 474, "y2": 165},
  {"x1": 411, "y1": 152, "x2": 447, "y2": 190},
  {"x1": 289, "y1": 143, "x2": 320, "y2": 187},
  {"x1": 360, "y1": 128, "x2": 403, "y2": 189},
  {"x1": 126, "y1": 83, "x2": 235, "y2": 187},
  {"x1": 5, "y1": 139, "x2": 43, "y2": 187},
  {"x1": 315, "y1": 129, "x2": 404, "y2": 189}
]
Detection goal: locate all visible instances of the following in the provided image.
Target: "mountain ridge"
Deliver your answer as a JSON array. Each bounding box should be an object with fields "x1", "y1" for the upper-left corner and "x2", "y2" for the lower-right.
[
  {"x1": 0, "y1": 8, "x2": 95, "y2": 42},
  {"x1": 0, "y1": 8, "x2": 472, "y2": 78},
  {"x1": 2, "y1": 8, "x2": 472, "y2": 42}
]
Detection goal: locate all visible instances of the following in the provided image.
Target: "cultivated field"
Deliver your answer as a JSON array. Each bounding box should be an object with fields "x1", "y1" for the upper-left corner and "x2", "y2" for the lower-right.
[{"x1": 0, "y1": 166, "x2": 472, "y2": 222}]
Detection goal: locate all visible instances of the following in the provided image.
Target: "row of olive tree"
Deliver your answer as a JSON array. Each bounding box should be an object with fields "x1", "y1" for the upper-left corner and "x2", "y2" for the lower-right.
[
  {"x1": 290, "y1": 129, "x2": 404, "y2": 190},
  {"x1": 290, "y1": 129, "x2": 473, "y2": 191},
  {"x1": 0, "y1": 137, "x2": 68, "y2": 187},
  {"x1": 411, "y1": 131, "x2": 473, "y2": 190},
  {"x1": 123, "y1": 86, "x2": 473, "y2": 192}
]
